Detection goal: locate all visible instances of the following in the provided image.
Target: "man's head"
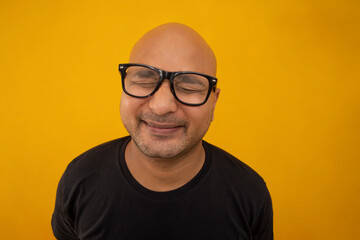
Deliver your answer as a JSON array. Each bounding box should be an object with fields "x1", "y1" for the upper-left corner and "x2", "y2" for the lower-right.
[
  {"x1": 129, "y1": 23, "x2": 217, "y2": 76},
  {"x1": 120, "y1": 23, "x2": 220, "y2": 159}
]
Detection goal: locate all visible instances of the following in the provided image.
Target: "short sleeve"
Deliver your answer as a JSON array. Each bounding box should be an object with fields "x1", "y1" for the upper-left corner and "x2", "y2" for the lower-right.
[
  {"x1": 51, "y1": 175, "x2": 78, "y2": 240},
  {"x1": 252, "y1": 189, "x2": 273, "y2": 240}
]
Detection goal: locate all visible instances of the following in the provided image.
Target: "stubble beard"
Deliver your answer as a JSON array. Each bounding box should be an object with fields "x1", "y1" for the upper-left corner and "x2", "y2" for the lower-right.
[
  {"x1": 132, "y1": 130, "x2": 193, "y2": 159},
  {"x1": 123, "y1": 113, "x2": 207, "y2": 159}
]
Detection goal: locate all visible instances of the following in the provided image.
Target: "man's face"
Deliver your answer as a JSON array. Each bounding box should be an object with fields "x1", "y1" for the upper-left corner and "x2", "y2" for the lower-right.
[{"x1": 120, "y1": 25, "x2": 219, "y2": 159}]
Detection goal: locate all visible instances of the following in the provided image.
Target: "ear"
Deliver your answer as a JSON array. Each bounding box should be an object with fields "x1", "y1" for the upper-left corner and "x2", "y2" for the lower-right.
[{"x1": 211, "y1": 88, "x2": 221, "y2": 122}]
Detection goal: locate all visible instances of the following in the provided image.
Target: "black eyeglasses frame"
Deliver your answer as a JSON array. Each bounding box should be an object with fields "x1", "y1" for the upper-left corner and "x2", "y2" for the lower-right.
[{"x1": 118, "y1": 63, "x2": 218, "y2": 106}]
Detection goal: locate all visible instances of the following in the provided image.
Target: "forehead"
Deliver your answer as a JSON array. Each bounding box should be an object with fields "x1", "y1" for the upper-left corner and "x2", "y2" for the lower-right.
[{"x1": 129, "y1": 27, "x2": 216, "y2": 76}]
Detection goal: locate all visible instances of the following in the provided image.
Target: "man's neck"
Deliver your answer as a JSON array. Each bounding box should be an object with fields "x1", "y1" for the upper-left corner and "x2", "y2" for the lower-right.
[{"x1": 124, "y1": 140, "x2": 205, "y2": 192}]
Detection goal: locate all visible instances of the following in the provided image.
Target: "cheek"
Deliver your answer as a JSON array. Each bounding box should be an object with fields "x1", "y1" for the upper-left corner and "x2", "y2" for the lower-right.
[
  {"x1": 185, "y1": 106, "x2": 214, "y2": 130},
  {"x1": 120, "y1": 97, "x2": 129, "y2": 121},
  {"x1": 120, "y1": 95, "x2": 144, "y2": 121}
]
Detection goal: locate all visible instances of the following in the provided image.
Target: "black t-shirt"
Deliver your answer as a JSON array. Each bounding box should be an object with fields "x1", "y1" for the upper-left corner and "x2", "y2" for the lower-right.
[{"x1": 52, "y1": 136, "x2": 273, "y2": 240}]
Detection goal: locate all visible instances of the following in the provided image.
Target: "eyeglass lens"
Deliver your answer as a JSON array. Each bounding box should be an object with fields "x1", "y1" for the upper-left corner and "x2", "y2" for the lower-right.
[{"x1": 124, "y1": 66, "x2": 210, "y2": 105}]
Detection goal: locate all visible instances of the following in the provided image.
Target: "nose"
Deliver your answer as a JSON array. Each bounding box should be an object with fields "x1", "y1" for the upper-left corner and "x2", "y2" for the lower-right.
[{"x1": 148, "y1": 80, "x2": 178, "y2": 116}]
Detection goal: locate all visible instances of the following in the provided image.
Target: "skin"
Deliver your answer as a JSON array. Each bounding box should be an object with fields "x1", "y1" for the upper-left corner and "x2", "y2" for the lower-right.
[{"x1": 120, "y1": 23, "x2": 220, "y2": 191}]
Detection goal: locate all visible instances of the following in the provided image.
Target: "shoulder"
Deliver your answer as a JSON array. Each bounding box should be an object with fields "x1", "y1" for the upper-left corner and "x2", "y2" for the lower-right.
[
  {"x1": 59, "y1": 136, "x2": 130, "y2": 189},
  {"x1": 203, "y1": 141, "x2": 270, "y2": 199},
  {"x1": 67, "y1": 137, "x2": 128, "y2": 169},
  {"x1": 204, "y1": 140, "x2": 265, "y2": 181}
]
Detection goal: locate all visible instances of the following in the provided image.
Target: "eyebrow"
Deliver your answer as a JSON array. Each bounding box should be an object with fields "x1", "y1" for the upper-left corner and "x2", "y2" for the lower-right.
[
  {"x1": 133, "y1": 69, "x2": 157, "y2": 77},
  {"x1": 176, "y1": 75, "x2": 206, "y2": 86}
]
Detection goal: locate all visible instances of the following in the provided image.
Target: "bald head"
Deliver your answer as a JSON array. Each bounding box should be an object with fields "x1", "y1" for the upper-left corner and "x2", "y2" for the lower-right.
[{"x1": 129, "y1": 23, "x2": 217, "y2": 77}]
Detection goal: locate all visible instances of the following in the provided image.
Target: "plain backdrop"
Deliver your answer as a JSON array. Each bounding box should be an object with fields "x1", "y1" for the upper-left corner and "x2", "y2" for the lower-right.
[{"x1": 1, "y1": 0, "x2": 359, "y2": 239}]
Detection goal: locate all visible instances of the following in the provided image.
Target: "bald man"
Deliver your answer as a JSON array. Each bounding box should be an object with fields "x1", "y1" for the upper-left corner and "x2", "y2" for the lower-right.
[{"x1": 52, "y1": 23, "x2": 273, "y2": 240}]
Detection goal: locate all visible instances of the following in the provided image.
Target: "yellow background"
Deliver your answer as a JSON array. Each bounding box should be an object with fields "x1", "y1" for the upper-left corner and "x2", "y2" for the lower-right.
[{"x1": 1, "y1": 0, "x2": 359, "y2": 239}]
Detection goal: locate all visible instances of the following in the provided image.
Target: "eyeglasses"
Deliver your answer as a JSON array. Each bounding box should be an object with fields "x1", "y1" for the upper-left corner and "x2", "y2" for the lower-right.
[{"x1": 118, "y1": 63, "x2": 217, "y2": 106}]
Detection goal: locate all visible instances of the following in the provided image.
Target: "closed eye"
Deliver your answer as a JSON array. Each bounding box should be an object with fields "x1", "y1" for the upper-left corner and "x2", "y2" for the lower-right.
[
  {"x1": 130, "y1": 81, "x2": 157, "y2": 88},
  {"x1": 175, "y1": 86, "x2": 206, "y2": 95}
]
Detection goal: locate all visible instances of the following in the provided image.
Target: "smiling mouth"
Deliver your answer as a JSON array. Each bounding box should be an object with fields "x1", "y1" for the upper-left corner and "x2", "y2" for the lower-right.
[
  {"x1": 142, "y1": 120, "x2": 184, "y2": 134},
  {"x1": 144, "y1": 120, "x2": 182, "y2": 129}
]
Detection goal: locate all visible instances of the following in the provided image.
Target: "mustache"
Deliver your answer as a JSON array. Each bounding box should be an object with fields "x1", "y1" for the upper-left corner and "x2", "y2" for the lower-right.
[{"x1": 139, "y1": 113, "x2": 187, "y2": 126}]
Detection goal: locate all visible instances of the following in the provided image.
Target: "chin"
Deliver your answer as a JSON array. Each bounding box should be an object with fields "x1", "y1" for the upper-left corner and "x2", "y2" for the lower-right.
[{"x1": 135, "y1": 139, "x2": 186, "y2": 159}]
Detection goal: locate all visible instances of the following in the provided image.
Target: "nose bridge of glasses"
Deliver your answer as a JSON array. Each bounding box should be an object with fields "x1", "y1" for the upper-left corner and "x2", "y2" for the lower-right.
[
  {"x1": 160, "y1": 70, "x2": 174, "y2": 82},
  {"x1": 153, "y1": 70, "x2": 177, "y2": 102},
  {"x1": 157, "y1": 70, "x2": 176, "y2": 92},
  {"x1": 156, "y1": 72, "x2": 174, "y2": 95}
]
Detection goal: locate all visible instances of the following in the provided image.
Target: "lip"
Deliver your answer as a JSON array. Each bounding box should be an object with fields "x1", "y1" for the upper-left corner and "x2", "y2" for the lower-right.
[{"x1": 142, "y1": 120, "x2": 183, "y2": 135}]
